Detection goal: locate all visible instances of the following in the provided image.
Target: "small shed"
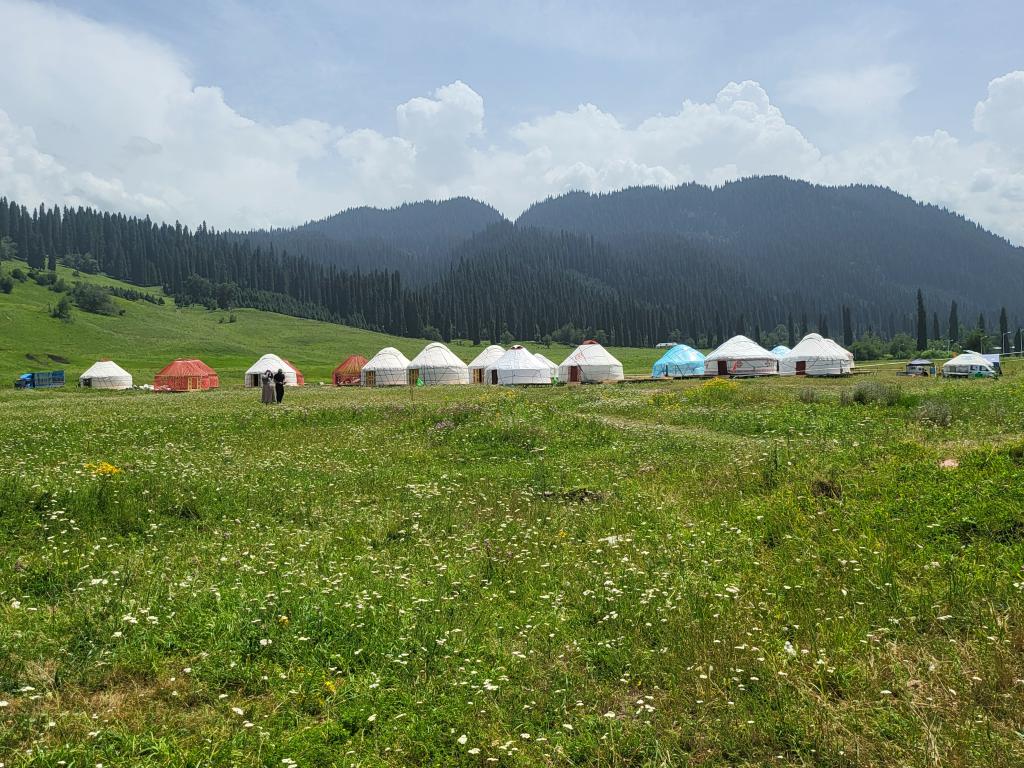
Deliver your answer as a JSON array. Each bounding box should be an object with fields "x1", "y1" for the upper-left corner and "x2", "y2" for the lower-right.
[{"x1": 905, "y1": 358, "x2": 934, "y2": 376}]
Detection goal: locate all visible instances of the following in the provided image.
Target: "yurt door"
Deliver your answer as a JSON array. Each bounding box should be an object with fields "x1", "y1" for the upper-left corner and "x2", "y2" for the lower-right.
[
  {"x1": 408, "y1": 369, "x2": 419, "y2": 386},
  {"x1": 490, "y1": 369, "x2": 498, "y2": 385},
  {"x1": 717, "y1": 360, "x2": 728, "y2": 376},
  {"x1": 796, "y1": 361, "x2": 807, "y2": 376},
  {"x1": 188, "y1": 376, "x2": 197, "y2": 391},
  {"x1": 569, "y1": 365, "x2": 582, "y2": 383},
  {"x1": 473, "y1": 368, "x2": 483, "y2": 383},
  {"x1": 364, "y1": 370, "x2": 376, "y2": 387}
]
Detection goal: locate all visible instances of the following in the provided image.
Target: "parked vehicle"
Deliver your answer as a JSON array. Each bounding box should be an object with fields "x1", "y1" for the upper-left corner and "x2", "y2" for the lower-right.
[{"x1": 14, "y1": 370, "x2": 66, "y2": 389}]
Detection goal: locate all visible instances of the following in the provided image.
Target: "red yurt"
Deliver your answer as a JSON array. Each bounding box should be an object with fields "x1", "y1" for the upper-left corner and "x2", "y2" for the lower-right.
[
  {"x1": 153, "y1": 359, "x2": 220, "y2": 392},
  {"x1": 333, "y1": 355, "x2": 368, "y2": 386}
]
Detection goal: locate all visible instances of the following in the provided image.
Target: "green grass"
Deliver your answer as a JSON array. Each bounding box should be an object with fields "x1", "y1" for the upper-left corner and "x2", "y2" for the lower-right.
[
  {"x1": 0, "y1": 260, "x2": 659, "y2": 382},
  {"x1": 1, "y1": 366, "x2": 1023, "y2": 766}
]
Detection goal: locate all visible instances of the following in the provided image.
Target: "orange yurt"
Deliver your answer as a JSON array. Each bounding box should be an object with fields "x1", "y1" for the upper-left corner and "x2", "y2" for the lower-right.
[
  {"x1": 153, "y1": 359, "x2": 220, "y2": 392},
  {"x1": 333, "y1": 355, "x2": 368, "y2": 386}
]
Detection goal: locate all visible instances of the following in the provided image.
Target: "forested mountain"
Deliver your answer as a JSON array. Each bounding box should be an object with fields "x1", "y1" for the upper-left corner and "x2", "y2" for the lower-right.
[
  {"x1": 2, "y1": 175, "x2": 1022, "y2": 350},
  {"x1": 235, "y1": 198, "x2": 502, "y2": 283}
]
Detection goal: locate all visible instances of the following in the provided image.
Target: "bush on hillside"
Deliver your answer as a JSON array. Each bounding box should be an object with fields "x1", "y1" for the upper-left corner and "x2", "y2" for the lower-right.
[
  {"x1": 0, "y1": 273, "x2": 13, "y2": 294},
  {"x1": 70, "y1": 283, "x2": 120, "y2": 316},
  {"x1": 33, "y1": 271, "x2": 57, "y2": 287},
  {"x1": 50, "y1": 296, "x2": 72, "y2": 321},
  {"x1": 10, "y1": 267, "x2": 26, "y2": 282}
]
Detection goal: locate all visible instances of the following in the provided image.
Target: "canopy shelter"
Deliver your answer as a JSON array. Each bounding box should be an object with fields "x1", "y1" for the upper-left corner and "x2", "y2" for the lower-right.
[
  {"x1": 79, "y1": 359, "x2": 132, "y2": 389},
  {"x1": 407, "y1": 342, "x2": 470, "y2": 385},
  {"x1": 651, "y1": 344, "x2": 705, "y2": 378},
  {"x1": 942, "y1": 352, "x2": 997, "y2": 378},
  {"x1": 333, "y1": 355, "x2": 368, "y2": 386},
  {"x1": 492, "y1": 345, "x2": 552, "y2": 385},
  {"x1": 361, "y1": 347, "x2": 411, "y2": 387},
  {"x1": 154, "y1": 359, "x2": 219, "y2": 392},
  {"x1": 906, "y1": 359, "x2": 934, "y2": 376},
  {"x1": 244, "y1": 354, "x2": 304, "y2": 387},
  {"x1": 533, "y1": 353, "x2": 559, "y2": 379},
  {"x1": 779, "y1": 334, "x2": 853, "y2": 376},
  {"x1": 770, "y1": 345, "x2": 791, "y2": 358},
  {"x1": 468, "y1": 344, "x2": 505, "y2": 383},
  {"x1": 704, "y1": 336, "x2": 778, "y2": 377},
  {"x1": 558, "y1": 341, "x2": 624, "y2": 384}
]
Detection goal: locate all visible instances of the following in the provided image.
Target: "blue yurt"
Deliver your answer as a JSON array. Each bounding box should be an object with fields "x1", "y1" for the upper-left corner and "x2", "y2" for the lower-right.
[
  {"x1": 652, "y1": 344, "x2": 705, "y2": 378},
  {"x1": 771, "y1": 345, "x2": 791, "y2": 358}
]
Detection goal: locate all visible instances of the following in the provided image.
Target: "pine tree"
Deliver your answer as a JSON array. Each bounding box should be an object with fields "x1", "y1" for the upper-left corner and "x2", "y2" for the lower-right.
[
  {"x1": 948, "y1": 301, "x2": 959, "y2": 343},
  {"x1": 932, "y1": 312, "x2": 940, "y2": 344},
  {"x1": 842, "y1": 305, "x2": 853, "y2": 346},
  {"x1": 787, "y1": 313, "x2": 795, "y2": 347},
  {"x1": 999, "y1": 306, "x2": 1009, "y2": 352},
  {"x1": 916, "y1": 289, "x2": 927, "y2": 351}
]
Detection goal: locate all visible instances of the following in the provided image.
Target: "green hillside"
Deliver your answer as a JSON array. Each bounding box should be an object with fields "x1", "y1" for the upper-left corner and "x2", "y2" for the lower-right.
[{"x1": 0, "y1": 260, "x2": 657, "y2": 384}]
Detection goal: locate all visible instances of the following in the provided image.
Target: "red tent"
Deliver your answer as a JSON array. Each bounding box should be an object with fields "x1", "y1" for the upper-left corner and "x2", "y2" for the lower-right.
[
  {"x1": 283, "y1": 359, "x2": 305, "y2": 386},
  {"x1": 333, "y1": 355, "x2": 368, "y2": 386},
  {"x1": 154, "y1": 359, "x2": 219, "y2": 392}
]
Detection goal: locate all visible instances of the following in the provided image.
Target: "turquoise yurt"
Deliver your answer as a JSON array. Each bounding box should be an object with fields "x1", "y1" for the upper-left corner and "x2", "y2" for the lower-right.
[
  {"x1": 652, "y1": 344, "x2": 705, "y2": 378},
  {"x1": 771, "y1": 345, "x2": 791, "y2": 358}
]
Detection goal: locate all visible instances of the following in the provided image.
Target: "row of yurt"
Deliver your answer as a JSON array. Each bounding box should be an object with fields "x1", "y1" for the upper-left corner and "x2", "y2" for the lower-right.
[
  {"x1": 702, "y1": 334, "x2": 856, "y2": 377},
  {"x1": 244, "y1": 354, "x2": 304, "y2": 387},
  {"x1": 652, "y1": 344, "x2": 705, "y2": 378}
]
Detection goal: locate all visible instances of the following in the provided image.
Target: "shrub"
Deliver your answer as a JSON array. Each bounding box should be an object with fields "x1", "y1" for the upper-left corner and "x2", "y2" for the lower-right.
[
  {"x1": 70, "y1": 283, "x2": 119, "y2": 315},
  {"x1": 797, "y1": 387, "x2": 818, "y2": 404},
  {"x1": 10, "y1": 267, "x2": 26, "y2": 282},
  {"x1": 848, "y1": 381, "x2": 903, "y2": 406},
  {"x1": 34, "y1": 270, "x2": 57, "y2": 286},
  {"x1": 50, "y1": 296, "x2": 72, "y2": 321},
  {"x1": 0, "y1": 274, "x2": 13, "y2": 294},
  {"x1": 917, "y1": 399, "x2": 952, "y2": 427}
]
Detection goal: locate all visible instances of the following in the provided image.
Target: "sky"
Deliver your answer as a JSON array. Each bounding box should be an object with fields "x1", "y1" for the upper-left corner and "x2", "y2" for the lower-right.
[{"x1": 1, "y1": 0, "x2": 1023, "y2": 242}]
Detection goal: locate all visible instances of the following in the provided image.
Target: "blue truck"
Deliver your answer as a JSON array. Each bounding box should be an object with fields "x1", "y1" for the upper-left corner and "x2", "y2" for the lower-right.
[{"x1": 14, "y1": 370, "x2": 66, "y2": 389}]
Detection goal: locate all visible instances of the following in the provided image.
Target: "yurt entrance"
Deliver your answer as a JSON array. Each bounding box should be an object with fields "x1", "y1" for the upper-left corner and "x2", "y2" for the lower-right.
[
  {"x1": 364, "y1": 370, "x2": 376, "y2": 387},
  {"x1": 568, "y1": 365, "x2": 582, "y2": 383},
  {"x1": 408, "y1": 368, "x2": 419, "y2": 386},
  {"x1": 796, "y1": 361, "x2": 807, "y2": 376},
  {"x1": 717, "y1": 360, "x2": 728, "y2": 376},
  {"x1": 246, "y1": 373, "x2": 262, "y2": 387},
  {"x1": 473, "y1": 368, "x2": 484, "y2": 383}
]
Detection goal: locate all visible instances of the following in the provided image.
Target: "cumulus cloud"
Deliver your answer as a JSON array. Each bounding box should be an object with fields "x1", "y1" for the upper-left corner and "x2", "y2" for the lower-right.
[
  {"x1": 783, "y1": 64, "x2": 917, "y2": 118},
  {"x1": 1, "y1": 0, "x2": 1023, "y2": 244}
]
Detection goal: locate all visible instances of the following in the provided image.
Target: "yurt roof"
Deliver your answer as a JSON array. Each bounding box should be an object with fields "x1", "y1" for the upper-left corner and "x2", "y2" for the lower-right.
[
  {"x1": 468, "y1": 345, "x2": 505, "y2": 369},
  {"x1": 245, "y1": 354, "x2": 299, "y2": 376},
  {"x1": 533, "y1": 353, "x2": 558, "y2": 371},
  {"x1": 560, "y1": 341, "x2": 622, "y2": 367},
  {"x1": 80, "y1": 359, "x2": 131, "y2": 379},
  {"x1": 656, "y1": 344, "x2": 705, "y2": 364},
  {"x1": 821, "y1": 337, "x2": 854, "y2": 360},
  {"x1": 784, "y1": 333, "x2": 847, "y2": 360},
  {"x1": 770, "y1": 345, "x2": 791, "y2": 357},
  {"x1": 156, "y1": 359, "x2": 217, "y2": 377},
  {"x1": 409, "y1": 342, "x2": 467, "y2": 369},
  {"x1": 334, "y1": 355, "x2": 368, "y2": 374},
  {"x1": 363, "y1": 347, "x2": 411, "y2": 370},
  {"x1": 705, "y1": 335, "x2": 774, "y2": 362},
  {"x1": 944, "y1": 352, "x2": 994, "y2": 369},
  {"x1": 495, "y1": 345, "x2": 546, "y2": 370}
]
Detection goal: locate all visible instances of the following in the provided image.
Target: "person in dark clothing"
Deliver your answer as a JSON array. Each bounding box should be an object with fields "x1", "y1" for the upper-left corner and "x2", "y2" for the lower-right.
[{"x1": 273, "y1": 368, "x2": 286, "y2": 403}]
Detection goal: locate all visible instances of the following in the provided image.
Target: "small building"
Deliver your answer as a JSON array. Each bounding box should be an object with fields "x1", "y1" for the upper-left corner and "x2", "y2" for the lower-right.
[
  {"x1": 244, "y1": 354, "x2": 304, "y2": 388},
  {"x1": 492, "y1": 345, "x2": 552, "y2": 385},
  {"x1": 79, "y1": 359, "x2": 133, "y2": 389},
  {"x1": 558, "y1": 341, "x2": 624, "y2": 383},
  {"x1": 361, "y1": 347, "x2": 411, "y2": 387},
  {"x1": 905, "y1": 358, "x2": 934, "y2": 376},
  {"x1": 704, "y1": 336, "x2": 778, "y2": 377},
  {"x1": 333, "y1": 355, "x2": 368, "y2": 386},
  {"x1": 154, "y1": 359, "x2": 219, "y2": 392},
  {"x1": 651, "y1": 344, "x2": 705, "y2": 378},
  {"x1": 779, "y1": 334, "x2": 853, "y2": 376},
  {"x1": 407, "y1": 342, "x2": 471, "y2": 385},
  {"x1": 468, "y1": 344, "x2": 505, "y2": 383}
]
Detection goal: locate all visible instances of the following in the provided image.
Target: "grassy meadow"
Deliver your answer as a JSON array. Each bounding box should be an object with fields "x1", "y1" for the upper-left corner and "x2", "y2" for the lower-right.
[
  {"x1": 1, "y1": 366, "x2": 1023, "y2": 766},
  {"x1": 0, "y1": 259, "x2": 659, "y2": 383}
]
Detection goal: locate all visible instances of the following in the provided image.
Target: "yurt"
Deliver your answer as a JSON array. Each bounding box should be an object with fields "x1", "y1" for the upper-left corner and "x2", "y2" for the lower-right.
[
  {"x1": 651, "y1": 344, "x2": 705, "y2": 378},
  {"x1": 244, "y1": 354, "x2": 304, "y2": 387},
  {"x1": 558, "y1": 341, "x2": 624, "y2": 383},
  {"x1": 533, "y1": 353, "x2": 559, "y2": 379},
  {"x1": 79, "y1": 359, "x2": 132, "y2": 390},
  {"x1": 361, "y1": 347, "x2": 411, "y2": 387},
  {"x1": 468, "y1": 344, "x2": 505, "y2": 384},
  {"x1": 492, "y1": 345, "x2": 552, "y2": 385},
  {"x1": 704, "y1": 336, "x2": 778, "y2": 377},
  {"x1": 823, "y1": 338, "x2": 855, "y2": 369},
  {"x1": 407, "y1": 342, "x2": 470, "y2": 385},
  {"x1": 942, "y1": 352, "x2": 997, "y2": 378},
  {"x1": 154, "y1": 359, "x2": 219, "y2": 392},
  {"x1": 333, "y1": 355, "x2": 368, "y2": 386},
  {"x1": 779, "y1": 334, "x2": 852, "y2": 376},
  {"x1": 771, "y1": 345, "x2": 791, "y2": 358}
]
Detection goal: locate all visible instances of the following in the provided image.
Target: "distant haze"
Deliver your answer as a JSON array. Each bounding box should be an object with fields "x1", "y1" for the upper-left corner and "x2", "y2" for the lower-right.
[{"x1": 1, "y1": 0, "x2": 1023, "y2": 243}]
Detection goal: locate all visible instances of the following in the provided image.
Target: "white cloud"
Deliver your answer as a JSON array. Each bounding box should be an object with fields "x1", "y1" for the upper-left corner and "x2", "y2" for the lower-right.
[
  {"x1": 783, "y1": 64, "x2": 916, "y2": 118},
  {"x1": 1, "y1": 0, "x2": 1023, "y2": 245}
]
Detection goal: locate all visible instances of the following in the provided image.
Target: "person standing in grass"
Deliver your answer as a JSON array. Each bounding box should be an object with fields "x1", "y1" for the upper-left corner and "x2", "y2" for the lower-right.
[
  {"x1": 274, "y1": 368, "x2": 286, "y2": 403},
  {"x1": 261, "y1": 369, "x2": 275, "y2": 404}
]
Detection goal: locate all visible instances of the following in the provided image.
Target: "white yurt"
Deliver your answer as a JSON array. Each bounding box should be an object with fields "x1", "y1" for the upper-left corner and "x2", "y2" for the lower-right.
[
  {"x1": 533, "y1": 353, "x2": 559, "y2": 379},
  {"x1": 361, "y1": 347, "x2": 411, "y2": 387},
  {"x1": 79, "y1": 359, "x2": 132, "y2": 389},
  {"x1": 779, "y1": 333, "x2": 853, "y2": 376},
  {"x1": 244, "y1": 354, "x2": 303, "y2": 387},
  {"x1": 704, "y1": 335, "x2": 778, "y2": 377},
  {"x1": 942, "y1": 352, "x2": 997, "y2": 378},
  {"x1": 408, "y1": 342, "x2": 471, "y2": 385},
  {"x1": 824, "y1": 338, "x2": 855, "y2": 369},
  {"x1": 492, "y1": 345, "x2": 552, "y2": 385},
  {"x1": 558, "y1": 341, "x2": 624, "y2": 383},
  {"x1": 468, "y1": 344, "x2": 505, "y2": 383}
]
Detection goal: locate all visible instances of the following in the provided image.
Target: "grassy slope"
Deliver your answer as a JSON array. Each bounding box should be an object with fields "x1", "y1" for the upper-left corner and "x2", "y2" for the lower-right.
[
  {"x1": 0, "y1": 371, "x2": 1022, "y2": 766},
  {"x1": 0, "y1": 259, "x2": 659, "y2": 383}
]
